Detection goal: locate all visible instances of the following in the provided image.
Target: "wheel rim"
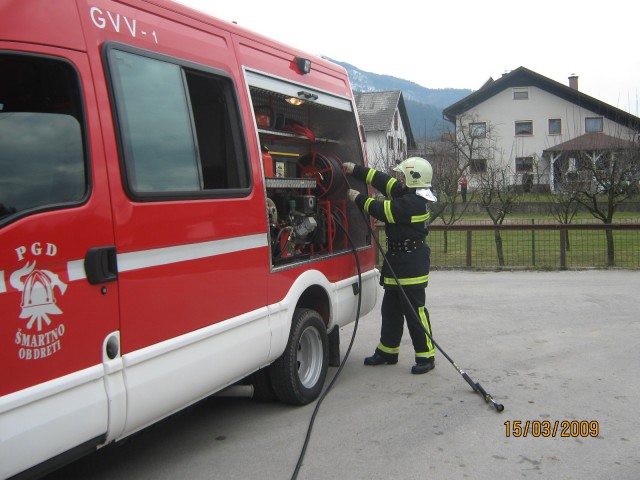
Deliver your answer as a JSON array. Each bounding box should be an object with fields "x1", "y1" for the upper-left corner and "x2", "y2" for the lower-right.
[{"x1": 297, "y1": 326, "x2": 323, "y2": 389}]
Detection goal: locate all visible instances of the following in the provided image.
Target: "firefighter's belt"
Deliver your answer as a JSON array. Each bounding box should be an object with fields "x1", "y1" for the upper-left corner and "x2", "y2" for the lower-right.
[{"x1": 386, "y1": 238, "x2": 425, "y2": 252}]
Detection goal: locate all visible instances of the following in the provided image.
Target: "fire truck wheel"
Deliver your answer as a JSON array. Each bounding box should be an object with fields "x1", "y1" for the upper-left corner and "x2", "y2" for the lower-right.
[{"x1": 270, "y1": 308, "x2": 328, "y2": 405}]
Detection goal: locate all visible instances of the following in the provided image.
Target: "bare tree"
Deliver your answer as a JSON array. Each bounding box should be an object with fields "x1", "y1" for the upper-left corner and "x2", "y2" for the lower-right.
[
  {"x1": 423, "y1": 136, "x2": 470, "y2": 252},
  {"x1": 446, "y1": 113, "x2": 496, "y2": 175},
  {"x1": 571, "y1": 144, "x2": 640, "y2": 265},
  {"x1": 476, "y1": 159, "x2": 521, "y2": 266},
  {"x1": 365, "y1": 136, "x2": 405, "y2": 176},
  {"x1": 530, "y1": 153, "x2": 551, "y2": 193},
  {"x1": 433, "y1": 114, "x2": 507, "y2": 254},
  {"x1": 547, "y1": 176, "x2": 579, "y2": 251}
]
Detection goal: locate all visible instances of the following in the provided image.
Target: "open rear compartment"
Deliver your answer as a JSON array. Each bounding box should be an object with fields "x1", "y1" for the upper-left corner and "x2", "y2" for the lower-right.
[{"x1": 246, "y1": 71, "x2": 370, "y2": 268}]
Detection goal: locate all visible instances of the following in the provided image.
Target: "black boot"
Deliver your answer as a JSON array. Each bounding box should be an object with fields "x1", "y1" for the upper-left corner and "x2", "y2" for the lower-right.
[
  {"x1": 364, "y1": 352, "x2": 398, "y2": 366},
  {"x1": 411, "y1": 357, "x2": 435, "y2": 374}
]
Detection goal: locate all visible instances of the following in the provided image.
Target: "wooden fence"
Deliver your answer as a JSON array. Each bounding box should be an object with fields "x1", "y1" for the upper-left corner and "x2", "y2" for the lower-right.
[{"x1": 373, "y1": 223, "x2": 640, "y2": 270}]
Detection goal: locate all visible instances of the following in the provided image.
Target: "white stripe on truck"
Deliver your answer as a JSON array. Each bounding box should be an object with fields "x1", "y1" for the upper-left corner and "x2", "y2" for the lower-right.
[{"x1": 66, "y1": 233, "x2": 268, "y2": 282}]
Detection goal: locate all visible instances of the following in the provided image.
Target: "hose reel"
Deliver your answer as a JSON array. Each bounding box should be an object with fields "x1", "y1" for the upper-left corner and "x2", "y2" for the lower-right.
[{"x1": 297, "y1": 151, "x2": 345, "y2": 198}]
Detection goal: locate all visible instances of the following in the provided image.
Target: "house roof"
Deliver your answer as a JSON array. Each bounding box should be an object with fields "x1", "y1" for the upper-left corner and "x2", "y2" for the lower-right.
[
  {"x1": 354, "y1": 90, "x2": 416, "y2": 148},
  {"x1": 442, "y1": 66, "x2": 640, "y2": 131},
  {"x1": 543, "y1": 132, "x2": 637, "y2": 154}
]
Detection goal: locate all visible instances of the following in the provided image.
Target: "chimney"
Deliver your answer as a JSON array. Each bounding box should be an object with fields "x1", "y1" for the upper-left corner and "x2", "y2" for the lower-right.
[{"x1": 568, "y1": 74, "x2": 579, "y2": 90}]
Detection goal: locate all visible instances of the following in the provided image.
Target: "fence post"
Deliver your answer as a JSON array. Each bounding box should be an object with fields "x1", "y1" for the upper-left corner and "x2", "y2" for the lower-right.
[
  {"x1": 531, "y1": 218, "x2": 536, "y2": 266},
  {"x1": 559, "y1": 229, "x2": 567, "y2": 269},
  {"x1": 466, "y1": 230, "x2": 472, "y2": 267}
]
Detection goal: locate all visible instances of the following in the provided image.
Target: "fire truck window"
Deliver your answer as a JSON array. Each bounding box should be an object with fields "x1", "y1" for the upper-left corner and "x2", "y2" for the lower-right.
[
  {"x1": 0, "y1": 55, "x2": 86, "y2": 223},
  {"x1": 108, "y1": 49, "x2": 249, "y2": 196}
]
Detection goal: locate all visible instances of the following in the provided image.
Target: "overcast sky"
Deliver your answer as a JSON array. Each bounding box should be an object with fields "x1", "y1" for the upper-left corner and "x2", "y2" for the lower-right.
[{"x1": 173, "y1": 0, "x2": 640, "y2": 116}]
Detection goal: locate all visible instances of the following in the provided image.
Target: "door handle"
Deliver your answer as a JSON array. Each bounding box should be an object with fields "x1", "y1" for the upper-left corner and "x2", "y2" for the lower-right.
[{"x1": 85, "y1": 246, "x2": 118, "y2": 285}]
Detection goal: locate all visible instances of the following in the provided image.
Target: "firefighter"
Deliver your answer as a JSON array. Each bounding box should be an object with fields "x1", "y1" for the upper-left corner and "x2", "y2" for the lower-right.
[{"x1": 343, "y1": 157, "x2": 437, "y2": 374}]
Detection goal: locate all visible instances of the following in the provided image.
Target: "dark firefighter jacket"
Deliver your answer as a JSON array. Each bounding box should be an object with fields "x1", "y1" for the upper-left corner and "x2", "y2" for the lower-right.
[{"x1": 351, "y1": 165, "x2": 431, "y2": 290}]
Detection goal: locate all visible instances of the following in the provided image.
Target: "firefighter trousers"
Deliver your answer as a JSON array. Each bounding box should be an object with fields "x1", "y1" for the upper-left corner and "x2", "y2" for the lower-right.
[{"x1": 376, "y1": 288, "x2": 435, "y2": 361}]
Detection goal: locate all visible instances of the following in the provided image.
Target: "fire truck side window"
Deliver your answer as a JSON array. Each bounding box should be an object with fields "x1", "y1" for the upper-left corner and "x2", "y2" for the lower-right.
[
  {"x1": 0, "y1": 55, "x2": 86, "y2": 223},
  {"x1": 107, "y1": 48, "x2": 250, "y2": 197}
]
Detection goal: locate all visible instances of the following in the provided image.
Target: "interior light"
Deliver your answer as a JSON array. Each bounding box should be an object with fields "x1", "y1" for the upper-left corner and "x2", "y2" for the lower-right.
[
  {"x1": 295, "y1": 57, "x2": 311, "y2": 74},
  {"x1": 286, "y1": 97, "x2": 305, "y2": 106}
]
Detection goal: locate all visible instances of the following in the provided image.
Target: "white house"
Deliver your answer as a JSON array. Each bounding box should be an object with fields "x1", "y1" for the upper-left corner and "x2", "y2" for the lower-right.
[
  {"x1": 443, "y1": 67, "x2": 640, "y2": 191},
  {"x1": 355, "y1": 90, "x2": 416, "y2": 172}
]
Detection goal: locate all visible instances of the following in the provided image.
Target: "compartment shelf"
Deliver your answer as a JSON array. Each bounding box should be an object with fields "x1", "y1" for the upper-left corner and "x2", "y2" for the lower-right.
[
  {"x1": 265, "y1": 177, "x2": 317, "y2": 189},
  {"x1": 258, "y1": 128, "x2": 337, "y2": 144}
]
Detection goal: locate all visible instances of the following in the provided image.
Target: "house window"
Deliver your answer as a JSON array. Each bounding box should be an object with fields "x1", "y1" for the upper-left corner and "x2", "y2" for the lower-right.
[
  {"x1": 388, "y1": 136, "x2": 394, "y2": 151},
  {"x1": 515, "y1": 121, "x2": 533, "y2": 136},
  {"x1": 548, "y1": 118, "x2": 561, "y2": 135},
  {"x1": 513, "y1": 87, "x2": 529, "y2": 100},
  {"x1": 469, "y1": 122, "x2": 487, "y2": 138},
  {"x1": 585, "y1": 117, "x2": 603, "y2": 133},
  {"x1": 470, "y1": 158, "x2": 487, "y2": 173},
  {"x1": 394, "y1": 111, "x2": 399, "y2": 130},
  {"x1": 516, "y1": 157, "x2": 534, "y2": 173},
  {"x1": 397, "y1": 138, "x2": 404, "y2": 152}
]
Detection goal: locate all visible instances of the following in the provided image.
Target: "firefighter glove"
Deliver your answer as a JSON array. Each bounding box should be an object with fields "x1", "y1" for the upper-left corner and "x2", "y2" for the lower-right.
[
  {"x1": 343, "y1": 162, "x2": 356, "y2": 174},
  {"x1": 347, "y1": 189, "x2": 360, "y2": 202}
]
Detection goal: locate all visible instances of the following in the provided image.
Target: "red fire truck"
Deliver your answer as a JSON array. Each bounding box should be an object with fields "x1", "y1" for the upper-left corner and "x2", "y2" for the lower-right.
[{"x1": 0, "y1": 1, "x2": 378, "y2": 477}]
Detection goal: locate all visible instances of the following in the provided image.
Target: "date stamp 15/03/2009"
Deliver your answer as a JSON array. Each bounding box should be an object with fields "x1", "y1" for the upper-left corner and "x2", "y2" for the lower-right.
[{"x1": 504, "y1": 420, "x2": 599, "y2": 438}]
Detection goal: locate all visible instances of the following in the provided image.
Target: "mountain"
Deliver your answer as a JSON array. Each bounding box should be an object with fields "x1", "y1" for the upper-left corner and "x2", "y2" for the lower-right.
[{"x1": 325, "y1": 58, "x2": 473, "y2": 140}]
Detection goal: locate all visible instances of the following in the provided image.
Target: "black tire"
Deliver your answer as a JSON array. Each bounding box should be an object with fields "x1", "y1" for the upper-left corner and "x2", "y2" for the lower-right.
[{"x1": 270, "y1": 308, "x2": 328, "y2": 405}]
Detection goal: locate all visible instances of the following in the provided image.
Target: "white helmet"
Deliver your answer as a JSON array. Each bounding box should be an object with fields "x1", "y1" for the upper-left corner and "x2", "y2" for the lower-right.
[{"x1": 393, "y1": 157, "x2": 433, "y2": 188}]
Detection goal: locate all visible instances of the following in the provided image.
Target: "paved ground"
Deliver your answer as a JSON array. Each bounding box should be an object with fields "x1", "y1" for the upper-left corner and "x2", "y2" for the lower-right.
[{"x1": 46, "y1": 270, "x2": 640, "y2": 480}]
